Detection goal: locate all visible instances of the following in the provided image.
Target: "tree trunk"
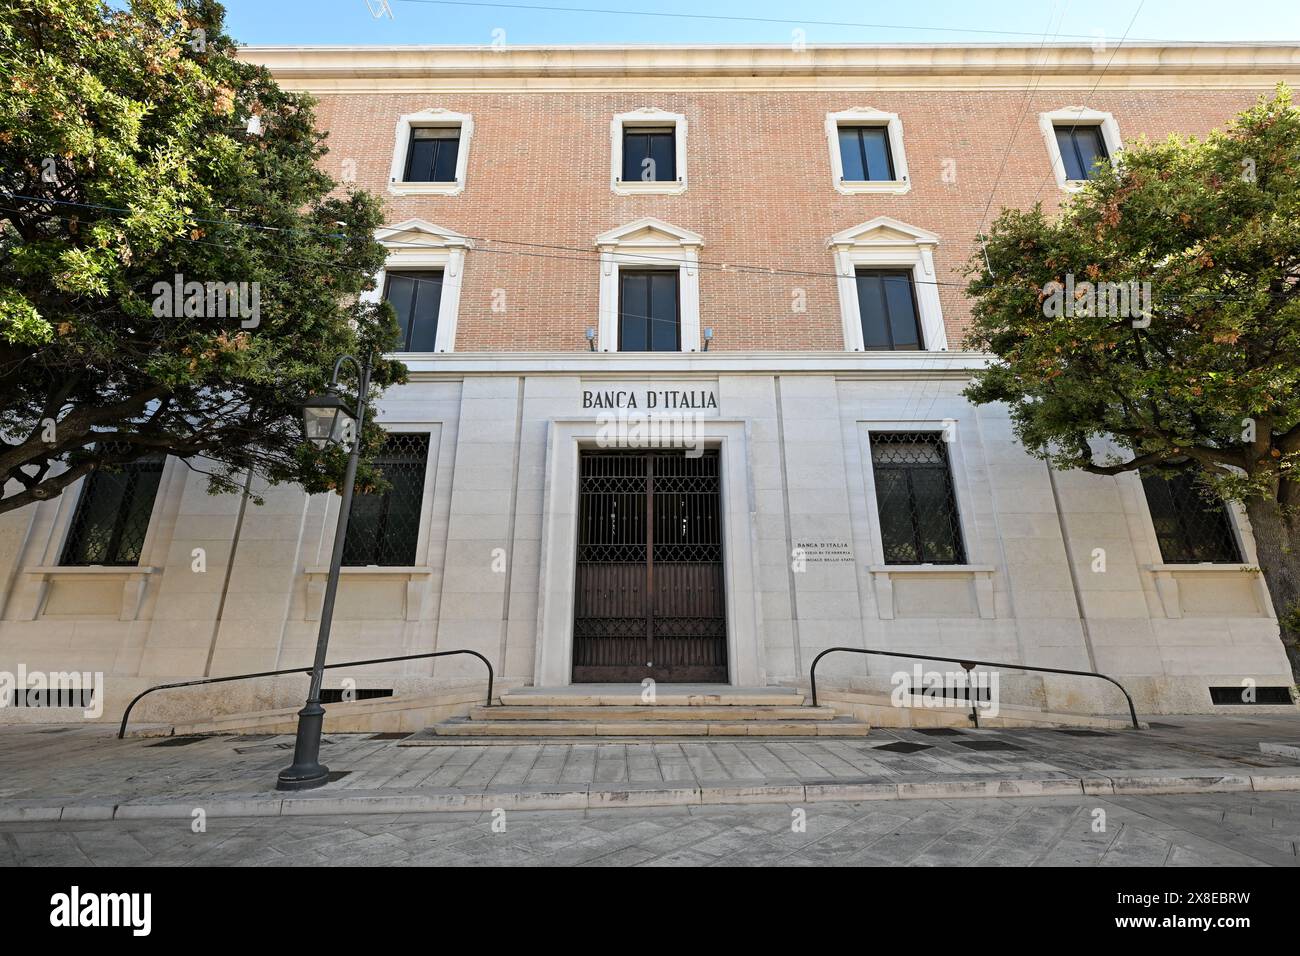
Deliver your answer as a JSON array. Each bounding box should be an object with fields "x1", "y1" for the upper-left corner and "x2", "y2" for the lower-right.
[{"x1": 1244, "y1": 496, "x2": 1300, "y2": 684}]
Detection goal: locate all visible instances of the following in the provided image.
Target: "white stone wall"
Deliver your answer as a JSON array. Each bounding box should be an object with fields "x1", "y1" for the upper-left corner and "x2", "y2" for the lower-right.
[{"x1": 0, "y1": 363, "x2": 1291, "y2": 721}]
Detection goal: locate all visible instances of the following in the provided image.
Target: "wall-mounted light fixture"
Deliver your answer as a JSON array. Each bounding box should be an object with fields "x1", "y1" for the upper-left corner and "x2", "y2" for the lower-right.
[
  {"x1": 585, "y1": 328, "x2": 597, "y2": 351},
  {"x1": 702, "y1": 327, "x2": 714, "y2": 352}
]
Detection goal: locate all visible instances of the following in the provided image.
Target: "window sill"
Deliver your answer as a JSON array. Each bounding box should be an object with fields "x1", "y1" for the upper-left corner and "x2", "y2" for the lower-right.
[
  {"x1": 388, "y1": 180, "x2": 464, "y2": 197},
  {"x1": 1148, "y1": 563, "x2": 1259, "y2": 574},
  {"x1": 23, "y1": 566, "x2": 155, "y2": 622},
  {"x1": 612, "y1": 179, "x2": 686, "y2": 196},
  {"x1": 26, "y1": 565, "x2": 156, "y2": 575},
  {"x1": 868, "y1": 564, "x2": 995, "y2": 620},
  {"x1": 836, "y1": 179, "x2": 910, "y2": 196},
  {"x1": 303, "y1": 566, "x2": 432, "y2": 622}
]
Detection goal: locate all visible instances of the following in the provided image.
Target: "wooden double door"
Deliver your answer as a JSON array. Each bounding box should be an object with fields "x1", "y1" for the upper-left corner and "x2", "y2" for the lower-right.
[{"x1": 572, "y1": 450, "x2": 728, "y2": 683}]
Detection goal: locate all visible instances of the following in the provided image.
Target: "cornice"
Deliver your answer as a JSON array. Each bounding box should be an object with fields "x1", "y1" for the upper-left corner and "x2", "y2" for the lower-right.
[{"x1": 240, "y1": 42, "x2": 1300, "y2": 92}]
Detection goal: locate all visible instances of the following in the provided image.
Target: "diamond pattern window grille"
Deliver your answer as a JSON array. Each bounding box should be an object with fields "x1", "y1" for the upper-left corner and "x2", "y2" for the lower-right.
[
  {"x1": 61, "y1": 454, "x2": 165, "y2": 566},
  {"x1": 342, "y1": 433, "x2": 430, "y2": 567},
  {"x1": 870, "y1": 432, "x2": 966, "y2": 564},
  {"x1": 1141, "y1": 469, "x2": 1242, "y2": 563}
]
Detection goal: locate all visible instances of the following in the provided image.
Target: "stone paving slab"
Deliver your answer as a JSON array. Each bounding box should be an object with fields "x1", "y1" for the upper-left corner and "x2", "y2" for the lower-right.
[
  {"x1": 1, "y1": 714, "x2": 1297, "y2": 820},
  {"x1": 2, "y1": 793, "x2": 1297, "y2": 866}
]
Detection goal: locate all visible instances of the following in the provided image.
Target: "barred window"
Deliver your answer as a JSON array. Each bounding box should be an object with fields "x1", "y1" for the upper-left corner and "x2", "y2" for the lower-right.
[
  {"x1": 342, "y1": 433, "x2": 430, "y2": 567},
  {"x1": 1142, "y1": 470, "x2": 1242, "y2": 563},
  {"x1": 870, "y1": 433, "x2": 966, "y2": 564},
  {"x1": 61, "y1": 457, "x2": 164, "y2": 566}
]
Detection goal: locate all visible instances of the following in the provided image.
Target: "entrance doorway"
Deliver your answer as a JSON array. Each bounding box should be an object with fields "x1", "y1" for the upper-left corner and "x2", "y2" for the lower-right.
[{"x1": 572, "y1": 450, "x2": 727, "y2": 682}]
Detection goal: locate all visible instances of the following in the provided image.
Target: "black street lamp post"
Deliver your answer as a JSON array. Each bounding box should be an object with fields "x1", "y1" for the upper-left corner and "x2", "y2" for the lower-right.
[{"x1": 277, "y1": 353, "x2": 373, "y2": 791}]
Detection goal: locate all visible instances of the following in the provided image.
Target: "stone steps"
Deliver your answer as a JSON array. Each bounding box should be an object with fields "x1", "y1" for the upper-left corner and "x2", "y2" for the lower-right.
[
  {"x1": 424, "y1": 715, "x2": 871, "y2": 738},
  {"x1": 498, "y1": 686, "x2": 807, "y2": 707},
  {"x1": 467, "y1": 704, "x2": 836, "y2": 721}
]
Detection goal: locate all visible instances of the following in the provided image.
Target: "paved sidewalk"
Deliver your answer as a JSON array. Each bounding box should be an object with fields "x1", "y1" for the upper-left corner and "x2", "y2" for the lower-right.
[
  {"x1": 0, "y1": 714, "x2": 1297, "y2": 820},
  {"x1": 3, "y1": 793, "x2": 1298, "y2": 866}
]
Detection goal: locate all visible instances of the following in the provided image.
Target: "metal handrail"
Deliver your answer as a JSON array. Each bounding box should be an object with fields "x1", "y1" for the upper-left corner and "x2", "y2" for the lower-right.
[
  {"x1": 118, "y1": 649, "x2": 494, "y2": 739},
  {"x1": 808, "y1": 646, "x2": 1140, "y2": 729}
]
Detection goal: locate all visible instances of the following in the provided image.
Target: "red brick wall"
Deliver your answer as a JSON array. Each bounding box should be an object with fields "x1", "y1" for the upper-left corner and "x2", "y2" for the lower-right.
[{"x1": 309, "y1": 87, "x2": 1273, "y2": 351}]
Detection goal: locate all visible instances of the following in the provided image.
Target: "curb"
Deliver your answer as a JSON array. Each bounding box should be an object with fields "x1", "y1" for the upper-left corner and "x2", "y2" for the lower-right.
[{"x1": 2, "y1": 768, "x2": 1299, "y2": 821}]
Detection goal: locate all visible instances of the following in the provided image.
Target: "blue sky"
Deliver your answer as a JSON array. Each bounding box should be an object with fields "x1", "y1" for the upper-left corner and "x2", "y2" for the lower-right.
[{"x1": 218, "y1": 0, "x2": 1300, "y2": 46}]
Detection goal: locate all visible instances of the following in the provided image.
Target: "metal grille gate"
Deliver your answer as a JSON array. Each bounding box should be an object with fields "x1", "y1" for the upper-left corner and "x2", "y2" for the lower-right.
[{"x1": 573, "y1": 450, "x2": 727, "y2": 682}]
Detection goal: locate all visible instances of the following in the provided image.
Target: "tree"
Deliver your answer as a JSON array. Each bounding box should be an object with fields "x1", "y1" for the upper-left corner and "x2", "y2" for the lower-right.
[
  {"x1": 0, "y1": 0, "x2": 405, "y2": 518},
  {"x1": 965, "y1": 86, "x2": 1300, "y2": 678}
]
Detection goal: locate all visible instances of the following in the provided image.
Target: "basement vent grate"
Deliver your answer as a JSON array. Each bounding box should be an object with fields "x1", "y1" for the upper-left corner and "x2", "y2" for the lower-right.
[
  {"x1": 902, "y1": 684, "x2": 991, "y2": 702},
  {"x1": 1209, "y1": 686, "x2": 1294, "y2": 706},
  {"x1": 369, "y1": 732, "x2": 411, "y2": 740},
  {"x1": 913, "y1": 728, "x2": 965, "y2": 737},
  {"x1": 321, "y1": 688, "x2": 394, "y2": 704},
  {"x1": 873, "y1": 741, "x2": 934, "y2": 754},
  {"x1": 325, "y1": 771, "x2": 351, "y2": 783},
  {"x1": 955, "y1": 740, "x2": 1024, "y2": 752},
  {"x1": 7, "y1": 689, "x2": 94, "y2": 708},
  {"x1": 1057, "y1": 729, "x2": 1110, "y2": 737},
  {"x1": 149, "y1": 736, "x2": 205, "y2": 747}
]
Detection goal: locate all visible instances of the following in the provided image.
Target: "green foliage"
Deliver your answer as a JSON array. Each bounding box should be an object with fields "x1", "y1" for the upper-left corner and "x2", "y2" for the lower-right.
[
  {"x1": 964, "y1": 86, "x2": 1300, "y2": 506},
  {"x1": 0, "y1": 0, "x2": 404, "y2": 513}
]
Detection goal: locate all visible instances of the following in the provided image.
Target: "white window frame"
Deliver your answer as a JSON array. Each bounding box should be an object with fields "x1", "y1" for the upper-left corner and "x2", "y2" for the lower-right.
[
  {"x1": 1039, "y1": 107, "x2": 1122, "y2": 192},
  {"x1": 828, "y1": 217, "x2": 946, "y2": 352},
  {"x1": 594, "y1": 218, "x2": 703, "y2": 352},
  {"x1": 388, "y1": 108, "x2": 473, "y2": 197},
  {"x1": 610, "y1": 108, "x2": 688, "y2": 196},
  {"x1": 365, "y1": 219, "x2": 470, "y2": 354},
  {"x1": 825, "y1": 107, "x2": 911, "y2": 195}
]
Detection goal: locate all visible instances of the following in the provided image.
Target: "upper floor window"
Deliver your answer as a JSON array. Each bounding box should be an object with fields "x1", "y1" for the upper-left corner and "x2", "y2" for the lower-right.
[
  {"x1": 856, "y1": 270, "x2": 922, "y2": 350},
  {"x1": 384, "y1": 270, "x2": 443, "y2": 352},
  {"x1": 1142, "y1": 470, "x2": 1243, "y2": 564},
  {"x1": 405, "y1": 127, "x2": 460, "y2": 183},
  {"x1": 619, "y1": 270, "x2": 679, "y2": 351},
  {"x1": 61, "y1": 456, "x2": 164, "y2": 566},
  {"x1": 610, "y1": 108, "x2": 687, "y2": 195},
  {"x1": 838, "y1": 126, "x2": 894, "y2": 182},
  {"x1": 1039, "y1": 107, "x2": 1121, "y2": 192},
  {"x1": 343, "y1": 433, "x2": 431, "y2": 567},
  {"x1": 828, "y1": 217, "x2": 946, "y2": 352},
  {"x1": 870, "y1": 433, "x2": 965, "y2": 565},
  {"x1": 825, "y1": 107, "x2": 910, "y2": 195},
  {"x1": 388, "y1": 109, "x2": 473, "y2": 197},
  {"x1": 595, "y1": 218, "x2": 703, "y2": 352},
  {"x1": 622, "y1": 127, "x2": 676, "y2": 183}
]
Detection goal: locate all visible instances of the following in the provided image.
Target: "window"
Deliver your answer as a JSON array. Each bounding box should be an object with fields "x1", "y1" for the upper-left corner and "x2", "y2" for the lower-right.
[
  {"x1": 404, "y1": 127, "x2": 460, "y2": 183},
  {"x1": 388, "y1": 109, "x2": 473, "y2": 196},
  {"x1": 342, "y1": 433, "x2": 430, "y2": 567},
  {"x1": 856, "y1": 270, "x2": 922, "y2": 350},
  {"x1": 383, "y1": 270, "x2": 443, "y2": 352},
  {"x1": 1054, "y1": 124, "x2": 1108, "y2": 181},
  {"x1": 825, "y1": 108, "x2": 910, "y2": 195},
  {"x1": 610, "y1": 109, "x2": 687, "y2": 195},
  {"x1": 829, "y1": 217, "x2": 945, "y2": 351},
  {"x1": 838, "y1": 126, "x2": 894, "y2": 182},
  {"x1": 61, "y1": 457, "x2": 164, "y2": 566},
  {"x1": 1039, "y1": 107, "x2": 1121, "y2": 191},
  {"x1": 1142, "y1": 470, "x2": 1243, "y2": 564},
  {"x1": 622, "y1": 127, "x2": 675, "y2": 183},
  {"x1": 870, "y1": 433, "x2": 965, "y2": 564},
  {"x1": 619, "y1": 270, "x2": 679, "y2": 351},
  {"x1": 595, "y1": 218, "x2": 703, "y2": 351}
]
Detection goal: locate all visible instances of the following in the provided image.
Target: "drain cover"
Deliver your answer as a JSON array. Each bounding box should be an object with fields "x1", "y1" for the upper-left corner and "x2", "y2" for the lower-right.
[
  {"x1": 149, "y1": 736, "x2": 204, "y2": 747},
  {"x1": 1057, "y1": 729, "x2": 1110, "y2": 737},
  {"x1": 369, "y1": 732, "x2": 411, "y2": 740},
  {"x1": 955, "y1": 740, "x2": 1024, "y2": 752},
  {"x1": 874, "y1": 741, "x2": 934, "y2": 754},
  {"x1": 325, "y1": 770, "x2": 351, "y2": 783},
  {"x1": 913, "y1": 728, "x2": 965, "y2": 736}
]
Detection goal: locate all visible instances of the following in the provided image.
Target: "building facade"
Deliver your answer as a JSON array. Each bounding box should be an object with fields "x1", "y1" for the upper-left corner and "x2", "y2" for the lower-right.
[{"x1": 2, "y1": 44, "x2": 1297, "y2": 723}]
